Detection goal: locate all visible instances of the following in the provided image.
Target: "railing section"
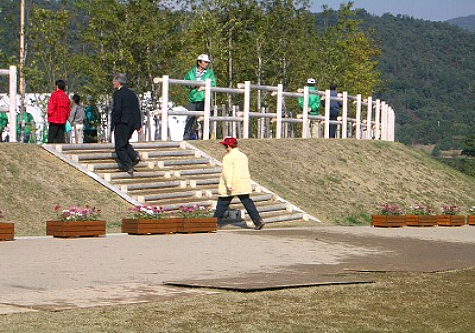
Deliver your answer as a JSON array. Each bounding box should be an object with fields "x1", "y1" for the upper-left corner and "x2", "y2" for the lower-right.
[{"x1": 152, "y1": 75, "x2": 395, "y2": 142}]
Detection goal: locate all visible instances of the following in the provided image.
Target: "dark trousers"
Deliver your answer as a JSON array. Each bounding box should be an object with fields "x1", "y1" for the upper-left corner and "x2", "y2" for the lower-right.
[
  {"x1": 214, "y1": 194, "x2": 262, "y2": 225},
  {"x1": 329, "y1": 112, "x2": 339, "y2": 138},
  {"x1": 84, "y1": 129, "x2": 98, "y2": 143},
  {"x1": 183, "y1": 101, "x2": 204, "y2": 140},
  {"x1": 114, "y1": 122, "x2": 138, "y2": 170},
  {"x1": 48, "y1": 123, "x2": 65, "y2": 143}
]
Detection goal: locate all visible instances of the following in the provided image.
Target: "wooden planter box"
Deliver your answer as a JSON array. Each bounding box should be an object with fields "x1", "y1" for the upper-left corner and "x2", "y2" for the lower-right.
[
  {"x1": 0, "y1": 222, "x2": 14, "y2": 241},
  {"x1": 436, "y1": 215, "x2": 466, "y2": 227},
  {"x1": 371, "y1": 215, "x2": 405, "y2": 228},
  {"x1": 46, "y1": 220, "x2": 106, "y2": 238},
  {"x1": 406, "y1": 215, "x2": 437, "y2": 227},
  {"x1": 468, "y1": 215, "x2": 475, "y2": 226},
  {"x1": 121, "y1": 218, "x2": 181, "y2": 235},
  {"x1": 180, "y1": 217, "x2": 217, "y2": 233},
  {"x1": 121, "y1": 217, "x2": 217, "y2": 235}
]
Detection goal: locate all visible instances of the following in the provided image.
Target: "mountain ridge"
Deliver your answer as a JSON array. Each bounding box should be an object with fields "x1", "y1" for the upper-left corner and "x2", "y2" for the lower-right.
[{"x1": 446, "y1": 14, "x2": 475, "y2": 31}]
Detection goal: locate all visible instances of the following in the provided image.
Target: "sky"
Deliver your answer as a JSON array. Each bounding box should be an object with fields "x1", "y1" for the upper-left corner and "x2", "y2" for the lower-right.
[{"x1": 310, "y1": 0, "x2": 475, "y2": 22}]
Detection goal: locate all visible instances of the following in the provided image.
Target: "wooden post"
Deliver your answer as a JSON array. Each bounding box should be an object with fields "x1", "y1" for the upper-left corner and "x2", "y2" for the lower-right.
[
  {"x1": 160, "y1": 75, "x2": 169, "y2": 141},
  {"x1": 374, "y1": 99, "x2": 381, "y2": 140},
  {"x1": 232, "y1": 105, "x2": 237, "y2": 138},
  {"x1": 355, "y1": 94, "x2": 362, "y2": 139},
  {"x1": 276, "y1": 84, "x2": 283, "y2": 139},
  {"x1": 203, "y1": 78, "x2": 211, "y2": 140},
  {"x1": 243, "y1": 81, "x2": 250, "y2": 139},
  {"x1": 366, "y1": 97, "x2": 373, "y2": 140},
  {"x1": 342, "y1": 91, "x2": 348, "y2": 139},
  {"x1": 9, "y1": 66, "x2": 18, "y2": 142},
  {"x1": 212, "y1": 104, "x2": 218, "y2": 139},
  {"x1": 388, "y1": 107, "x2": 395, "y2": 142},
  {"x1": 324, "y1": 89, "x2": 330, "y2": 139},
  {"x1": 222, "y1": 104, "x2": 228, "y2": 138},
  {"x1": 381, "y1": 101, "x2": 388, "y2": 141}
]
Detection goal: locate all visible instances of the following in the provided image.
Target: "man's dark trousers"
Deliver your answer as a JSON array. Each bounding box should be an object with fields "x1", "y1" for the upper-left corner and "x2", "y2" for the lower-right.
[
  {"x1": 114, "y1": 122, "x2": 138, "y2": 170},
  {"x1": 213, "y1": 194, "x2": 262, "y2": 224}
]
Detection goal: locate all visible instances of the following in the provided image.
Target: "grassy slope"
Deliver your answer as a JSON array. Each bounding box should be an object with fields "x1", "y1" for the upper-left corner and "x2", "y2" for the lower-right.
[
  {"x1": 1, "y1": 139, "x2": 474, "y2": 235},
  {"x1": 0, "y1": 143, "x2": 129, "y2": 236},
  {"x1": 193, "y1": 139, "x2": 475, "y2": 224}
]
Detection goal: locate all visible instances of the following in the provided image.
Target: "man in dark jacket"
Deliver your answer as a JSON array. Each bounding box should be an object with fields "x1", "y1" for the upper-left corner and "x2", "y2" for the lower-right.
[{"x1": 112, "y1": 73, "x2": 141, "y2": 175}]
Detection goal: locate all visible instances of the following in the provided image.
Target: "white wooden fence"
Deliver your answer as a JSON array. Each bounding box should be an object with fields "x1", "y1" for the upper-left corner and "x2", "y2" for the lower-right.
[
  {"x1": 1, "y1": 69, "x2": 395, "y2": 143},
  {"x1": 153, "y1": 75, "x2": 395, "y2": 142},
  {"x1": 0, "y1": 66, "x2": 18, "y2": 142}
]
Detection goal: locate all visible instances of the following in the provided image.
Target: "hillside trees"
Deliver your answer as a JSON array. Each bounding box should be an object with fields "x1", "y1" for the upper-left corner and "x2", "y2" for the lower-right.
[
  {"x1": 355, "y1": 12, "x2": 475, "y2": 145},
  {"x1": 26, "y1": 5, "x2": 72, "y2": 92},
  {"x1": 182, "y1": 0, "x2": 323, "y2": 111},
  {"x1": 69, "y1": 0, "x2": 189, "y2": 95},
  {"x1": 462, "y1": 135, "x2": 475, "y2": 156},
  {"x1": 10, "y1": 0, "x2": 381, "y2": 118},
  {"x1": 317, "y1": 3, "x2": 380, "y2": 96}
]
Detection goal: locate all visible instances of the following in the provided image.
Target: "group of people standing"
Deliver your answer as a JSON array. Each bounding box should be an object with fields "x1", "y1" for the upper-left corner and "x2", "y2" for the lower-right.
[
  {"x1": 0, "y1": 107, "x2": 35, "y2": 143},
  {"x1": 298, "y1": 79, "x2": 342, "y2": 138},
  {"x1": 46, "y1": 79, "x2": 99, "y2": 144}
]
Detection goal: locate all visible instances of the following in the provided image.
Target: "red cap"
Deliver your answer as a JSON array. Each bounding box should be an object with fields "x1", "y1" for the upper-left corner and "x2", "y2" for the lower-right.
[{"x1": 219, "y1": 137, "x2": 238, "y2": 148}]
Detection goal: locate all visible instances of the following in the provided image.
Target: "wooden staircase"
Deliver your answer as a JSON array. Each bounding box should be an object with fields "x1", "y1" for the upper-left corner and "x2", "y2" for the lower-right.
[{"x1": 43, "y1": 141, "x2": 316, "y2": 226}]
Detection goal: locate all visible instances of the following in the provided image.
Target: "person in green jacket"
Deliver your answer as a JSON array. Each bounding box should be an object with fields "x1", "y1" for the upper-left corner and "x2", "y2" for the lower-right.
[
  {"x1": 298, "y1": 78, "x2": 321, "y2": 138},
  {"x1": 16, "y1": 107, "x2": 35, "y2": 143},
  {"x1": 183, "y1": 54, "x2": 216, "y2": 140},
  {"x1": 0, "y1": 112, "x2": 8, "y2": 142}
]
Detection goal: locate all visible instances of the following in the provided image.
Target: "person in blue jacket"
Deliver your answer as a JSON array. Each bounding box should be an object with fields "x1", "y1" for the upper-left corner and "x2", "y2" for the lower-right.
[{"x1": 322, "y1": 83, "x2": 342, "y2": 138}]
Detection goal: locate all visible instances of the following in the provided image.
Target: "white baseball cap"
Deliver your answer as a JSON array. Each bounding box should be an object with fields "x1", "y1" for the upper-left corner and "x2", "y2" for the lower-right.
[
  {"x1": 307, "y1": 78, "x2": 316, "y2": 84},
  {"x1": 197, "y1": 54, "x2": 212, "y2": 63}
]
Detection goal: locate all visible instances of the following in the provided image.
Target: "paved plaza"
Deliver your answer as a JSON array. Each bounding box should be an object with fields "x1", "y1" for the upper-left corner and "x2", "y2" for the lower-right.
[{"x1": 1, "y1": 225, "x2": 475, "y2": 314}]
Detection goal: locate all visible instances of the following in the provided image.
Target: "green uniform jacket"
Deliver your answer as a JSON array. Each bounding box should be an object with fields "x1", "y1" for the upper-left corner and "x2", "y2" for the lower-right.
[
  {"x1": 184, "y1": 66, "x2": 216, "y2": 103},
  {"x1": 0, "y1": 112, "x2": 8, "y2": 133},
  {"x1": 298, "y1": 86, "x2": 321, "y2": 115},
  {"x1": 16, "y1": 112, "x2": 35, "y2": 135}
]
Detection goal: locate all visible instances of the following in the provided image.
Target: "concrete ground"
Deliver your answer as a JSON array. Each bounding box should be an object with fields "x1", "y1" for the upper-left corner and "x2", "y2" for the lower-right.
[{"x1": 1, "y1": 225, "x2": 475, "y2": 314}]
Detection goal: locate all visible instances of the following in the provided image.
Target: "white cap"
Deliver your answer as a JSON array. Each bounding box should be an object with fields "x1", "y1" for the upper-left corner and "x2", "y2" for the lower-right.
[
  {"x1": 197, "y1": 54, "x2": 211, "y2": 63},
  {"x1": 307, "y1": 78, "x2": 316, "y2": 84}
]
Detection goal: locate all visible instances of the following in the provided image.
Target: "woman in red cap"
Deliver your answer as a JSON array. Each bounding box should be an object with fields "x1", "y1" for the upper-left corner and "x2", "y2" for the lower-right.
[{"x1": 214, "y1": 137, "x2": 265, "y2": 230}]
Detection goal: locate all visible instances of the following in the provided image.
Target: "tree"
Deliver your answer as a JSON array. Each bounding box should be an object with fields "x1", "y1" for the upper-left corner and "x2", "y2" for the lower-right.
[
  {"x1": 317, "y1": 3, "x2": 381, "y2": 97},
  {"x1": 462, "y1": 135, "x2": 475, "y2": 157},
  {"x1": 25, "y1": 5, "x2": 71, "y2": 92}
]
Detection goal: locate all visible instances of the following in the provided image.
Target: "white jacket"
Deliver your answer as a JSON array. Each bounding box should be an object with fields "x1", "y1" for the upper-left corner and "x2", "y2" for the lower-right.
[{"x1": 218, "y1": 148, "x2": 253, "y2": 197}]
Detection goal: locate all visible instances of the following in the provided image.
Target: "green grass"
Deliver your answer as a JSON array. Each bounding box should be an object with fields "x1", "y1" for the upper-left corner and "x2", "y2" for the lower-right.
[{"x1": 1, "y1": 269, "x2": 475, "y2": 332}]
